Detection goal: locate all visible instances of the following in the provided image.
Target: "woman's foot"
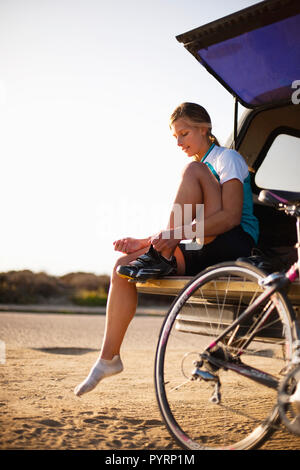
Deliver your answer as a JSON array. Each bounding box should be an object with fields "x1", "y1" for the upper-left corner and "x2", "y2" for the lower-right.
[
  {"x1": 116, "y1": 245, "x2": 177, "y2": 281},
  {"x1": 74, "y1": 355, "x2": 123, "y2": 397}
]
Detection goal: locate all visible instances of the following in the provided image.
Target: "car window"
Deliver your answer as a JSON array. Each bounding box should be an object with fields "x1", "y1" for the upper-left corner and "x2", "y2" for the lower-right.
[{"x1": 255, "y1": 133, "x2": 300, "y2": 192}]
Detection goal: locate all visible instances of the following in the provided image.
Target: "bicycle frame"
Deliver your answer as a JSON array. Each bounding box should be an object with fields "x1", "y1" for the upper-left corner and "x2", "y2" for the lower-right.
[
  {"x1": 200, "y1": 210, "x2": 300, "y2": 391},
  {"x1": 201, "y1": 270, "x2": 295, "y2": 390},
  {"x1": 155, "y1": 197, "x2": 300, "y2": 449}
]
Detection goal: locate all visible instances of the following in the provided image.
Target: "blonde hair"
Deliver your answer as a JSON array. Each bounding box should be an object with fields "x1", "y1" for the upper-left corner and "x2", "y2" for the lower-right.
[{"x1": 170, "y1": 102, "x2": 220, "y2": 146}]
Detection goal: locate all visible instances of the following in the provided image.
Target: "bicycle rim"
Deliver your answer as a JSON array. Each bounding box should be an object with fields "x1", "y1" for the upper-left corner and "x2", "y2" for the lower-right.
[{"x1": 155, "y1": 262, "x2": 294, "y2": 450}]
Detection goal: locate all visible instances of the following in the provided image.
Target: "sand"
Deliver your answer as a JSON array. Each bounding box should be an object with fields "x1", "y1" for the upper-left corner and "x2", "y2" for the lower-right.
[{"x1": 0, "y1": 311, "x2": 300, "y2": 451}]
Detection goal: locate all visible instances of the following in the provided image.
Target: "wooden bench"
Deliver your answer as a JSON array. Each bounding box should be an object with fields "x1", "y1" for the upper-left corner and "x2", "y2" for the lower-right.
[
  {"x1": 136, "y1": 276, "x2": 300, "y2": 312},
  {"x1": 137, "y1": 276, "x2": 300, "y2": 341}
]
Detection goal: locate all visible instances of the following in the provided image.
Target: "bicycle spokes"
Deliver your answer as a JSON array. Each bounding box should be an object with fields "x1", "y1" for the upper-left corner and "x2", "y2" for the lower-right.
[
  {"x1": 155, "y1": 263, "x2": 294, "y2": 450},
  {"x1": 278, "y1": 365, "x2": 300, "y2": 436}
]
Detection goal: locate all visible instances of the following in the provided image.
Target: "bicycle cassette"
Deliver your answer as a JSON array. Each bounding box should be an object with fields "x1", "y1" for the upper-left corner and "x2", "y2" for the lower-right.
[{"x1": 278, "y1": 365, "x2": 300, "y2": 436}]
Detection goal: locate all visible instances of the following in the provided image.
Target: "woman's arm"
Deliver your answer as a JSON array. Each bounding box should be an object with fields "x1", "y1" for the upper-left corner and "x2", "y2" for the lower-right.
[
  {"x1": 201, "y1": 179, "x2": 243, "y2": 237},
  {"x1": 151, "y1": 179, "x2": 244, "y2": 252},
  {"x1": 114, "y1": 179, "x2": 244, "y2": 254}
]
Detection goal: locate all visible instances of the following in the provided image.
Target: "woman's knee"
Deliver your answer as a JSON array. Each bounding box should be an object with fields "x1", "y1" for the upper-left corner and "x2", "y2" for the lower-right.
[
  {"x1": 181, "y1": 161, "x2": 218, "y2": 191},
  {"x1": 181, "y1": 161, "x2": 207, "y2": 179},
  {"x1": 111, "y1": 246, "x2": 148, "y2": 281},
  {"x1": 111, "y1": 254, "x2": 133, "y2": 281},
  {"x1": 114, "y1": 253, "x2": 132, "y2": 269},
  {"x1": 181, "y1": 161, "x2": 220, "y2": 194}
]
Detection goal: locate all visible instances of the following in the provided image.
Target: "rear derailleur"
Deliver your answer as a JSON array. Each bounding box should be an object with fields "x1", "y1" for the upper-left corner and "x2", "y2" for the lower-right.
[{"x1": 191, "y1": 346, "x2": 241, "y2": 404}]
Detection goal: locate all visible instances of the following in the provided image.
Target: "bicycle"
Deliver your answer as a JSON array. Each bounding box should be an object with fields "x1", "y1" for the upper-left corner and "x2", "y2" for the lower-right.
[{"x1": 154, "y1": 188, "x2": 300, "y2": 450}]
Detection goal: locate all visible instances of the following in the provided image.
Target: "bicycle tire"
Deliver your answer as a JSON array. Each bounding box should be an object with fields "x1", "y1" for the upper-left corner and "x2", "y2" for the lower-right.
[
  {"x1": 278, "y1": 364, "x2": 300, "y2": 436},
  {"x1": 155, "y1": 261, "x2": 295, "y2": 450}
]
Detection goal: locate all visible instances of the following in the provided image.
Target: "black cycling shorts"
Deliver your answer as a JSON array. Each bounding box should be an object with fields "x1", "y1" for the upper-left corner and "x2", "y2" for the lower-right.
[{"x1": 178, "y1": 225, "x2": 255, "y2": 276}]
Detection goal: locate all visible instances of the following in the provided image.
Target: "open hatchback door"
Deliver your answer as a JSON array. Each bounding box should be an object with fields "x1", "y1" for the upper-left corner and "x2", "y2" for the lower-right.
[
  {"x1": 137, "y1": 0, "x2": 300, "y2": 315},
  {"x1": 176, "y1": 0, "x2": 300, "y2": 109}
]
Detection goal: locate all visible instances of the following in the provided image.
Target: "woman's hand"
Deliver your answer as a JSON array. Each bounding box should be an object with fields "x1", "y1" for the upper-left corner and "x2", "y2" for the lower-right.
[
  {"x1": 150, "y1": 228, "x2": 181, "y2": 253},
  {"x1": 113, "y1": 237, "x2": 150, "y2": 254}
]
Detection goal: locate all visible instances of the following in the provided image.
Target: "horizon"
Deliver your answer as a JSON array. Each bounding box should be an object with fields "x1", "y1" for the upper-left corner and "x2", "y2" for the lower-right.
[{"x1": 1, "y1": 0, "x2": 262, "y2": 276}]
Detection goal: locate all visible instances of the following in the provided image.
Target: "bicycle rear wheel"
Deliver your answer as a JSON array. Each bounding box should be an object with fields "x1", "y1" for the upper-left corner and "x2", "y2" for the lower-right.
[{"x1": 155, "y1": 261, "x2": 295, "y2": 450}]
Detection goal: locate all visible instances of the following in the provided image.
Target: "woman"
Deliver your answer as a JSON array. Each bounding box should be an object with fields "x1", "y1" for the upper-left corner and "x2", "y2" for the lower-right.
[{"x1": 74, "y1": 102, "x2": 258, "y2": 397}]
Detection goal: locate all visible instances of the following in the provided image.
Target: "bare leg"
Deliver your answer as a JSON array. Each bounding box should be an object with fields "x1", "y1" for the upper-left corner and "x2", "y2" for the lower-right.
[
  {"x1": 74, "y1": 162, "x2": 221, "y2": 396},
  {"x1": 100, "y1": 248, "x2": 147, "y2": 359},
  {"x1": 74, "y1": 245, "x2": 185, "y2": 396}
]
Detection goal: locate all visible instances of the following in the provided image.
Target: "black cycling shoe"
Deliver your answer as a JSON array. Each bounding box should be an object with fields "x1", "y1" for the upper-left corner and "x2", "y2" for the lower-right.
[
  {"x1": 116, "y1": 261, "x2": 140, "y2": 280},
  {"x1": 116, "y1": 245, "x2": 177, "y2": 281},
  {"x1": 116, "y1": 246, "x2": 155, "y2": 280}
]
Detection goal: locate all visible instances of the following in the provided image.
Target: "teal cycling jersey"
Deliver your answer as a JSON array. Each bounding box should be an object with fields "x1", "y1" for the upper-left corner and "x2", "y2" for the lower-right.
[{"x1": 201, "y1": 145, "x2": 259, "y2": 244}]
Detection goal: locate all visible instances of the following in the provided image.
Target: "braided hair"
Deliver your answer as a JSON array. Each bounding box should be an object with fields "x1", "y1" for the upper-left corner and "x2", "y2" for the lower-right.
[{"x1": 170, "y1": 102, "x2": 220, "y2": 146}]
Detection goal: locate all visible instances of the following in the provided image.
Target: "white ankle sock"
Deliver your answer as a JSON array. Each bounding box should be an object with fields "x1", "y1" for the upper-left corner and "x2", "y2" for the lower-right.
[
  {"x1": 162, "y1": 254, "x2": 173, "y2": 261},
  {"x1": 74, "y1": 355, "x2": 123, "y2": 397}
]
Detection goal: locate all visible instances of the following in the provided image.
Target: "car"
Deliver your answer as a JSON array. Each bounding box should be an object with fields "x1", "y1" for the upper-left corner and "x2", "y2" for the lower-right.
[{"x1": 137, "y1": 0, "x2": 300, "y2": 333}]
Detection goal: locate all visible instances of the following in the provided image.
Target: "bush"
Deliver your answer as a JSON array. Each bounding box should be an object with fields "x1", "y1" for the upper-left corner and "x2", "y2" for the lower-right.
[
  {"x1": 60, "y1": 272, "x2": 110, "y2": 293},
  {"x1": 72, "y1": 288, "x2": 108, "y2": 307},
  {"x1": 0, "y1": 270, "x2": 110, "y2": 305},
  {"x1": 0, "y1": 270, "x2": 170, "y2": 307}
]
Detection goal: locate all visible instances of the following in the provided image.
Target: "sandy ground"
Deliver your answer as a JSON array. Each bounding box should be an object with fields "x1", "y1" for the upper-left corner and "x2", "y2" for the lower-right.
[{"x1": 0, "y1": 310, "x2": 300, "y2": 451}]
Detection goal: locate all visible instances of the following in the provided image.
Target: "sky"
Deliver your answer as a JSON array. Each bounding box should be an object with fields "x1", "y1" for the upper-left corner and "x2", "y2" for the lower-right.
[{"x1": 0, "y1": 0, "x2": 262, "y2": 276}]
